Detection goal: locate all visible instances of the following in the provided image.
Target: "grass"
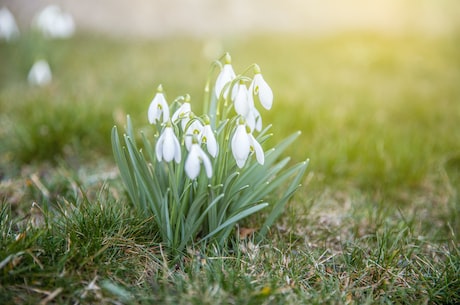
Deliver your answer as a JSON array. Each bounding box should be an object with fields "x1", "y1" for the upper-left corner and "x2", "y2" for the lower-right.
[{"x1": 1, "y1": 29, "x2": 459, "y2": 304}]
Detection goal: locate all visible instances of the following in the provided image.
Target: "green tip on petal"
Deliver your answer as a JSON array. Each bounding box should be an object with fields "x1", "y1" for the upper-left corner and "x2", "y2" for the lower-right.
[
  {"x1": 157, "y1": 84, "x2": 164, "y2": 92},
  {"x1": 185, "y1": 94, "x2": 191, "y2": 102},
  {"x1": 253, "y1": 64, "x2": 261, "y2": 74},
  {"x1": 203, "y1": 115, "x2": 210, "y2": 125},
  {"x1": 224, "y1": 52, "x2": 232, "y2": 64}
]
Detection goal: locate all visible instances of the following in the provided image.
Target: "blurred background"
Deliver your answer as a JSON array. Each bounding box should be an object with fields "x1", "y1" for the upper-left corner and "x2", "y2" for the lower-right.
[
  {"x1": 1, "y1": 0, "x2": 460, "y2": 201},
  {"x1": 4, "y1": 0, "x2": 460, "y2": 37}
]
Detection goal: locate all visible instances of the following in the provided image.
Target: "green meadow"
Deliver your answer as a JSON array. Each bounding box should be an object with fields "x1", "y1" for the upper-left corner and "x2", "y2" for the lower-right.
[{"x1": 1, "y1": 30, "x2": 459, "y2": 304}]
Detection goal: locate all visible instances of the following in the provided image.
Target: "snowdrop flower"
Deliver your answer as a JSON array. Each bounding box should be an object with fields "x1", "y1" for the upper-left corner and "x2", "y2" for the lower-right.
[
  {"x1": 232, "y1": 81, "x2": 262, "y2": 132},
  {"x1": 185, "y1": 140, "x2": 213, "y2": 179},
  {"x1": 171, "y1": 101, "x2": 191, "y2": 130},
  {"x1": 249, "y1": 65, "x2": 273, "y2": 110},
  {"x1": 231, "y1": 122, "x2": 264, "y2": 168},
  {"x1": 200, "y1": 123, "x2": 218, "y2": 158},
  {"x1": 148, "y1": 85, "x2": 170, "y2": 124},
  {"x1": 215, "y1": 53, "x2": 235, "y2": 99},
  {"x1": 155, "y1": 123, "x2": 181, "y2": 163},
  {"x1": 28, "y1": 60, "x2": 52, "y2": 86},
  {"x1": 33, "y1": 5, "x2": 75, "y2": 39},
  {"x1": 184, "y1": 119, "x2": 204, "y2": 150},
  {"x1": 0, "y1": 7, "x2": 20, "y2": 41}
]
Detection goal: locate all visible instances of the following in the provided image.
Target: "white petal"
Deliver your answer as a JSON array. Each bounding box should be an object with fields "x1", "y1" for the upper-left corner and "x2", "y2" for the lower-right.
[
  {"x1": 251, "y1": 74, "x2": 273, "y2": 110},
  {"x1": 233, "y1": 84, "x2": 250, "y2": 116},
  {"x1": 162, "y1": 127, "x2": 179, "y2": 162},
  {"x1": 173, "y1": 135, "x2": 182, "y2": 163},
  {"x1": 199, "y1": 148, "x2": 213, "y2": 178},
  {"x1": 185, "y1": 145, "x2": 201, "y2": 179},
  {"x1": 249, "y1": 133, "x2": 264, "y2": 165},
  {"x1": 201, "y1": 125, "x2": 218, "y2": 158},
  {"x1": 155, "y1": 132, "x2": 165, "y2": 161},
  {"x1": 252, "y1": 107, "x2": 262, "y2": 132},
  {"x1": 162, "y1": 135, "x2": 176, "y2": 162},
  {"x1": 158, "y1": 95, "x2": 170, "y2": 123},
  {"x1": 215, "y1": 64, "x2": 235, "y2": 98},
  {"x1": 231, "y1": 124, "x2": 250, "y2": 168}
]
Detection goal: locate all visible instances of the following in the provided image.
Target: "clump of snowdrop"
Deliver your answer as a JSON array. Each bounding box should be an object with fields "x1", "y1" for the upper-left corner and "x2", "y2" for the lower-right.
[
  {"x1": 112, "y1": 53, "x2": 308, "y2": 255},
  {"x1": 27, "y1": 59, "x2": 52, "y2": 86},
  {"x1": 0, "y1": 7, "x2": 20, "y2": 41}
]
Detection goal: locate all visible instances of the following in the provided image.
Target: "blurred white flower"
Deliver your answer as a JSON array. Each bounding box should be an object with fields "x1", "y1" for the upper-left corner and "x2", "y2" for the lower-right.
[
  {"x1": 28, "y1": 60, "x2": 52, "y2": 86},
  {"x1": 200, "y1": 124, "x2": 218, "y2": 158},
  {"x1": 33, "y1": 5, "x2": 75, "y2": 39},
  {"x1": 249, "y1": 66, "x2": 273, "y2": 110},
  {"x1": 185, "y1": 142, "x2": 212, "y2": 179},
  {"x1": 155, "y1": 124, "x2": 181, "y2": 163},
  {"x1": 215, "y1": 54, "x2": 235, "y2": 99},
  {"x1": 148, "y1": 85, "x2": 170, "y2": 124},
  {"x1": 0, "y1": 7, "x2": 19, "y2": 41}
]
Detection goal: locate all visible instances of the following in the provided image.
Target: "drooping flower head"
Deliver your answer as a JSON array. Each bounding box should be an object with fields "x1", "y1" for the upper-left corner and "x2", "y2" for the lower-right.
[
  {"x1": 231, "y1": 119, "x2": 264, "y2": 168},
  {"x1": 249, "y1": 64, "x2": 273, "y2": 110},
  {"x1": 155, "y1": 122, "x2": 181, "y2": 163},
  {"x1": 171, "y1": 94, "x2": 192, "y2": 130},
  {"x1": 184, "y1": 117, "x2": 204, "y2": 150},
  {"x1": 200, "y1": 117, "x2": 218, "y2": 158},
  {"x1": 215, "y1": 53, "x2": 236, "y2": 99},
  {"x1": 148, "y1": 84, "x2": 170, "y2": 124},
  {"x1": 185, "y1": 138, "x2": 213, "y2": 179}
]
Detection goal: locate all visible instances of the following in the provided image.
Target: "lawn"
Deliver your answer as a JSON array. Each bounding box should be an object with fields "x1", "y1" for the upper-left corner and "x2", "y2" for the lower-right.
[{"x1": 1, "y1": 30, "x2": 459, "y2": 304}]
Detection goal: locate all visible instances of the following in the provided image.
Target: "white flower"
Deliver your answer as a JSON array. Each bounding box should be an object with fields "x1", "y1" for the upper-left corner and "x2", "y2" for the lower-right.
[
  {"x1": 33, "y1": 5, "x2": 75, "y2": 39},
  {"x1": 231, "y1": 81, "x2": 250, "y2": 117},
  {"x1": 28, "y1": 60, "x2": 52, "y2": 86},
  {"x1": 185, "y1": 142, "x2": 213, "y2": 179},
  {"x1": 148, "y1": 85, "x2": 170, "y2": 124},
  {"x1": 231, "y1": 122, "x2": 264, "y2": 168},
  {"x1": 215, "y1": 54, "x2": 236, "y2": 98},
  {"x1": 184, "y1": 120, "x2": 204, "y2": 150},
  {"x1": 171, "y1": 102, "x2": 191, "y2": 130},
  {"x1": 0, "y1": 7, "x2": 20, "y2": 41},
  {"x1": 200, "y1": 124, "x2": 218, "y2": 158},
  {"x1": 249, "y1": 67, "x2": 273, "y2": 110},
  {"x1": 155, "y1": 125, "x2": 181, "y2": 163}
]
